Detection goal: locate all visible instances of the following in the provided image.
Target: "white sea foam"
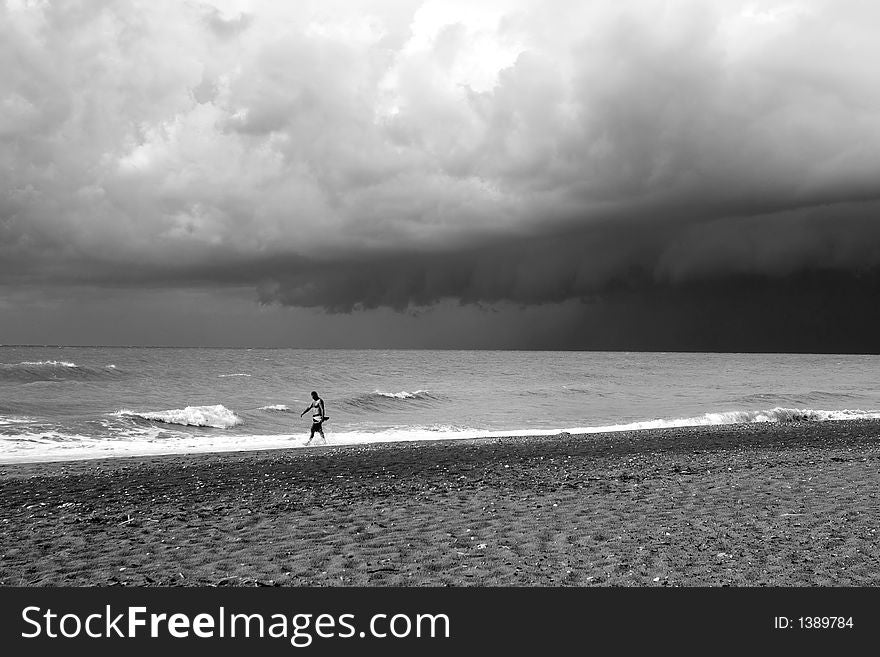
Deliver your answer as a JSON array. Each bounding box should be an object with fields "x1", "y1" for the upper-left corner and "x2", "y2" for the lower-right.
[
  {"x1": 114, "y1": 405, "x2": 242, "y2": 429},
  {"x1": 218, "y1": 373, "x2": 251, "y2": 378},
  {"x1": 564, "y1": 406, "x2": 880, "y2": 434},
  {"x1": 373, "y1": 390, "x2": 430, "y2": 399},
  {"x1": 1, "y1": 430, "x2": 96, "y2": 445},
  {"x1": 0, "y1": 415, "x2": 35, "y2": 426},
  {"x1": 259, "y1": 404, "x2": 290, "y2": 411},
  {"x1": 18, "y1": 360, "x2": 77, "y2": 367}
]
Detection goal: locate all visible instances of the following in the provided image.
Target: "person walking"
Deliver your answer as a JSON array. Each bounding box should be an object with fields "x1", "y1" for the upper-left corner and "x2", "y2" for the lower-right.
[{"x1": 300, "y1": 391, "x2": 327, "y2": 443}]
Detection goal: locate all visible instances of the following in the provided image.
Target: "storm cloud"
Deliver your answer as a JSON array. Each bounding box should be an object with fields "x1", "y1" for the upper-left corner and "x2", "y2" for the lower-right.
[{"x1": 2, "y1": 0, "x2": 880, "y2": 348}]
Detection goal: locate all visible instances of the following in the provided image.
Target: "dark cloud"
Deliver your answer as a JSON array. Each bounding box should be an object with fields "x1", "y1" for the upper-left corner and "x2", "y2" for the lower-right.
[
  {"x1": 248, "y1": 197, "x2": 880, "y2": 308},
  {"x1": 2, "y1": 1, "x2": 880, "y2": 349},
  {"x1": 566, "y1": 269, "x2": 880, "y2": 353}
]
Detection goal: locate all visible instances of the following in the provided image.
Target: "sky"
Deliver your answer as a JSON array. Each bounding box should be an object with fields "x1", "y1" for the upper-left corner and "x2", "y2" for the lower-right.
[{"x1": 2, "y1": 0, "x2": 880, "y2": 350}]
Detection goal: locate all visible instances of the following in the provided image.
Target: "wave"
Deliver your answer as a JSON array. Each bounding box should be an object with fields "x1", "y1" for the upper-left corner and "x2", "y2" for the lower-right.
[
  {"x1": 344, "y1": 389, "x2": 441, "y2": 411},
  {"x1": 373, "y1": 389, "x2": 431, "y2": 399},
  {"x1": 0, "y1": 415, "x2": 35, "y2": 426},
  {"x1": 114, "y1": 405, "x2": 242, "y2": 429},
  {"x1": 218, "y1": 373, "x2": 251, "y2": 378},
  {"x1": 259, "y1": 404, "x2": 291, "y2": 412},
  {"x1": 566, "y1": 406, "x2": 880, "y2": 434},
  {"x1": 0, "y1": 430, "x2": 95, "y2": 445},
  {"x1": 0, "y1": 360, "x2": 120, "y2": 383},
  {"x1": 736, "y1": 391, "x2": 859, "y2": 405}
]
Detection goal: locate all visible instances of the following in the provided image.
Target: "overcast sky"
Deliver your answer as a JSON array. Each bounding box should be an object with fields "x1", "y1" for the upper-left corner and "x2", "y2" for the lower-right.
[{"x1": 2, "y1": 0, "x2": 880, "y2": 349}]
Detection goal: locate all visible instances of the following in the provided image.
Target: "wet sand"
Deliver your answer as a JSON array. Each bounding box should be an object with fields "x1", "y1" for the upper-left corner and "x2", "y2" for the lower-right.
[{"x1": 1, "y1": 420, "x2": 879, "y2": 586}]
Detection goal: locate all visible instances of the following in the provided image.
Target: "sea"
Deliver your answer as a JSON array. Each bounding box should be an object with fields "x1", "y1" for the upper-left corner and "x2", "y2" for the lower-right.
[{"x1": 2, "y1": 347, "x2": 880, "y2": 464}]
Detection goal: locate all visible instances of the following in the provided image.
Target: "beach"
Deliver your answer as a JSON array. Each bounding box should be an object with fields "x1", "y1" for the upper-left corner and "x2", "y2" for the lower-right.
[{"x1": 1, "y1": 420, "x2": 879, "y2": 587}]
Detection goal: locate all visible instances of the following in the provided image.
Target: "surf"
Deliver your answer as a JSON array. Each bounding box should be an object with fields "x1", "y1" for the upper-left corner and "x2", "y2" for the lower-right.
[
  {"x1": 5, "y1": 404, "x2": 879, "y2": 464},
  {"x1": 344, "y1": 390, "x2": 442, "y2": 412},
  {"x1": 565, "y1": 406, "x2": 880, "y2": 434},
  {"x1": 114, "y1": 405, "x2": 242, "y2": 429}
]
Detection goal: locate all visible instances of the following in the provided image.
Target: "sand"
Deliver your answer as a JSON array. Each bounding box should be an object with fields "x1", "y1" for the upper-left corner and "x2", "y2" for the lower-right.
[{"x1": 1, "y1": 420, "x2": 879, "y2": 586}]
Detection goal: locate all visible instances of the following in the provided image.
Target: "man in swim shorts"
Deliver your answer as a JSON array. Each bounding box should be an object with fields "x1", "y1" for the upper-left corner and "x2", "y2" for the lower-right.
[{"x1": 300, "y1": 391, "x2": 326, "y2": 442}]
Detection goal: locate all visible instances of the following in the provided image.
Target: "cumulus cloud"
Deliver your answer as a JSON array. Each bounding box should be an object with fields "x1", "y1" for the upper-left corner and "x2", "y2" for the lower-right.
[{"x1": 2, "y1": 0, "x2": 880, "y2": 347}]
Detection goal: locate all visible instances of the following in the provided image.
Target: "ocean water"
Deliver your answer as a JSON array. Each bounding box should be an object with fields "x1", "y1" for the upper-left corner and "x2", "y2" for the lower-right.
[{"x1": 2, "y1": 347, "x2": 880, "y2": 463}]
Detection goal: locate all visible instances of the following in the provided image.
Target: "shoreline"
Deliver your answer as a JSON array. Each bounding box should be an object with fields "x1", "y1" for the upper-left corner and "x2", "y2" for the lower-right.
[
  {"x1": 5, "y1": 406, "x2": 871, "y2": 468},
  {"x1": 4, "y1": 416, "x2": 879, "y2": 476},
  {"x1": 2, "y1": 419, "x2": 880, "y2": 586}
]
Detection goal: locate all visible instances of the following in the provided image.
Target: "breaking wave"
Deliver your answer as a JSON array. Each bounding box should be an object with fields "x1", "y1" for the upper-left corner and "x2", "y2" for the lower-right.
[
  {"x1": 114, "y1": 405, "x2": 242, "y2": 429},
  {"x1": 373, "y1": 389, "x2": 432, "y2": 399},
  {"x1": 0, "y1": 415, "x2": 35, "y2": 427},
  {"x1": 344, "y1": 390, "x2": 442, "y2": 411},
  {"x1": 567, "y1": 406, "x2": 880, "y2": 434},
  {"x1": 259, "y1": 404, "x2": 291, "y2": 412}
]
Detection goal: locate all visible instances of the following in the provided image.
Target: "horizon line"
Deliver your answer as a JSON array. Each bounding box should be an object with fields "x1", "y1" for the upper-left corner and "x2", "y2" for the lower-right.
[{"x1": 2, "y1": 344, "x2": 880, "y2": 355}]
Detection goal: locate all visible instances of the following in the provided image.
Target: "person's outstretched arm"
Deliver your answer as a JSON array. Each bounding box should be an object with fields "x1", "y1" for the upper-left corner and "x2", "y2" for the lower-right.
[{"x1": 300, "y1": 402, "x2": 313, "y2": 417}]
